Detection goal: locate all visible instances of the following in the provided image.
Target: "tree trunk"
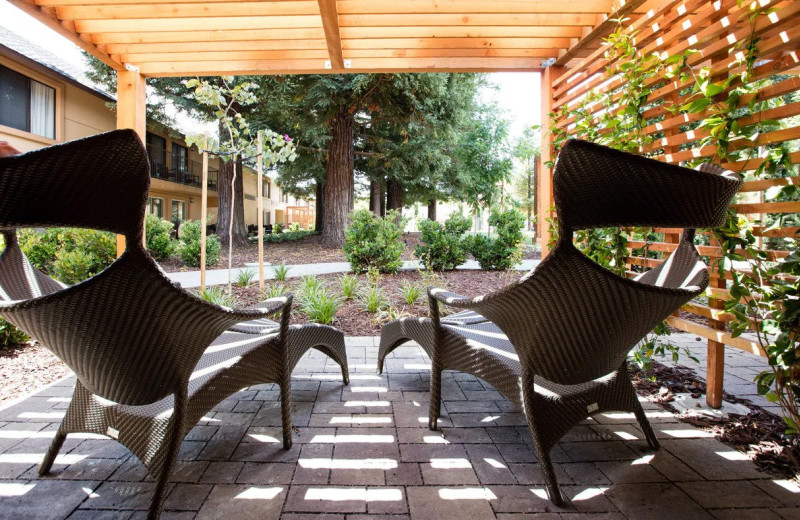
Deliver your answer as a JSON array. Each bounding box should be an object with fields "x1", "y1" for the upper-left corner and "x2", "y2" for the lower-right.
[
  {"x1": 320, "y1": 110, "x2": 354, "y2": 246},
  {"x1": 216, "y1": 157, "x2": 248, "y2": 246},
  {"x1": 315, "y1": 179, "x2": 324, "y2": 232},
  {"x1": 386, "y1": 178, "x2": 403, "y2": 225},
  {"x1": 427, "y1": 198, "x2": 437, "y2": 222},
  {"x1": 379, "y1": 185, "x2": 386, "y2": 217},
  {"x1": 370, "y1": 180, "x2": 382, "y2": 216},
  {"x1": 386, "y1": 179, "x2": 403, "y2": 211}
]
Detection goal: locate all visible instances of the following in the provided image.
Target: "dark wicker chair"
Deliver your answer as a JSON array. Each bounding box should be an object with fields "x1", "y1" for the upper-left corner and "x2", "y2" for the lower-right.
[
  {"x1": 377, "y1": 139, "x2": 742, "y2": 506},
  {"x1": 0, "y1": 130, "x2": 349, "y2": 519}
]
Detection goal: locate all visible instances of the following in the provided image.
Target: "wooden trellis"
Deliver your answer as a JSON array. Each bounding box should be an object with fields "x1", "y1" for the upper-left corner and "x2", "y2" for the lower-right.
[{"x1": 539, "y1": 0, "x2": 800, "y2": 407}]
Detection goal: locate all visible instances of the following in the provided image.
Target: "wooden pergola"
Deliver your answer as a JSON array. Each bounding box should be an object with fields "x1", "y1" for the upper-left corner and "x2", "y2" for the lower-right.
[
  {"x1": 11, "y1": 0, "x2": 800, "y2": 410},
  {"x1": 10, "y1": 0, "x2": 649, "y2": 252}
]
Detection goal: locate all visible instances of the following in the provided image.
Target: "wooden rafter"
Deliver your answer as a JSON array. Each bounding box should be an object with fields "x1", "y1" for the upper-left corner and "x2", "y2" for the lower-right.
[
  {"x1": 317, "y1": 0, "x2": 345, "y2": 70},
  {"x1": 554, "y1": 0, "x2": 651, "y2": 66},
  {"x1": 13, "y1": 0, "x2": 655, "y2": 76},
  {"x1": 7, "y1": 0, "x2": 122, "y2": 70}
]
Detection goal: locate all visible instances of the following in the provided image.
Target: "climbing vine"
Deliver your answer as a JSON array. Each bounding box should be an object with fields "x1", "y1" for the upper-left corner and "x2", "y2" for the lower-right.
[{"x1": 545, "y1": 2, "x2": 799, "y2": 419}]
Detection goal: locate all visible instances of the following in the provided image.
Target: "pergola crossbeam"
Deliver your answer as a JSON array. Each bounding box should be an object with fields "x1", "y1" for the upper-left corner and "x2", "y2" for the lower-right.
[
  {"x1": 317, "y1": 0, "x2": 345, "y2": 70},
  {"x1": 8, "y1": 0, "x2": 122, "y2": 70},
  {"x1": 14, "y1": 0, "x2": 653, "y2": 75},
  {"x1": 555, "y1": 0, "x2": 651, "y2": 65}
]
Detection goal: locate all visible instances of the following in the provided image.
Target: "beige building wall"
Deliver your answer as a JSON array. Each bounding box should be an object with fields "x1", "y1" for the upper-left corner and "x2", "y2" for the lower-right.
[{"x1": 0, "y1": 50, "x2": 314, "y2": 231}]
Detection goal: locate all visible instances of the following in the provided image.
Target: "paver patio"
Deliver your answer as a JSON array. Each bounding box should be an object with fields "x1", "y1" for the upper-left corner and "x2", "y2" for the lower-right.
[{"x1": 1, "y1": 335, "x2": 798, "y2": 519}]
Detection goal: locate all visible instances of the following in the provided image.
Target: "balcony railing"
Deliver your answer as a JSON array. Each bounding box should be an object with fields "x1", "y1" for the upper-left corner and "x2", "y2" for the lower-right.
[{"x1": 145, "y1": 145, "x2": 218, "y2": 191}]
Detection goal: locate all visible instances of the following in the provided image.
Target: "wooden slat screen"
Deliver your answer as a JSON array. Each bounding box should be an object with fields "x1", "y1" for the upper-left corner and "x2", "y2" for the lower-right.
[{"x1": 542, "y1": 0, "x2": 800, "y2": 405}]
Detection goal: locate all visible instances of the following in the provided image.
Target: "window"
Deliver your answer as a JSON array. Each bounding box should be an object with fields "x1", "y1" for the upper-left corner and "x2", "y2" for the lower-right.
[
  {"x1": 171, "y1": 200, "x2": 187, "y2": 224},
  {"x1": 0, "y1": 65, "x2": 55, "y2": 139},
  {"x1": 147, "y1": 197, "x2": 164, "y2": 218},
  {"x1": 264, "y1": 180, "x2": 271, "y2": 198},
  {"x1": 146, "y1": 133, "x2": 167, "y2": 177},
  {"x1": 282, "y1": 192, "x2": 289, "y2": 203},
  {"x1": 172, "y1": 144, "x2": 188, "y2": 174}
]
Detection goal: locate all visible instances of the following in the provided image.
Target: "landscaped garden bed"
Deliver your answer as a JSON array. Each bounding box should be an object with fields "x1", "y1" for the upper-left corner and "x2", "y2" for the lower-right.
[
  {"x1": 158, "y1": 231, "x2": 541, "y2": 273},
  {"x1": 229, "y1": 268, "x2": 522, "y2": 336}
]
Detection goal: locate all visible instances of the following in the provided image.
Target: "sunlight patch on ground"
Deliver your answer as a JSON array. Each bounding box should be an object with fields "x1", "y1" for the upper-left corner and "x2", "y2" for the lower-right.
[
  {"x1": 298, "y1": 458, "x2": 397, "y2": 470},
  {"x1": 0, "y1": 483, "x2": 35, "y2": 496},
  {"x1": 430, "y1": 458, "x2": 472, "y2": 469},
  {"x1": 0, "y1": 453, "x2": 85, "y2": 464},
  {"x1": 235, "y1": 487, "x2": 283, "y2": 500},
  {"x1": 438, "y1": 487, "x2": 497, "y2": 500},
  {"x1": 329, "y1": 416, "x2": 392, "y2": 425},
  {"x1": 715, "y1": 451, "x2": 750, "y2": 461},
  {"x1": 573, "y1": 487, "x2": 609, "y2": 501},
  {"x1": 310, "y1": 434, "x2": 395, "y2": 444}
]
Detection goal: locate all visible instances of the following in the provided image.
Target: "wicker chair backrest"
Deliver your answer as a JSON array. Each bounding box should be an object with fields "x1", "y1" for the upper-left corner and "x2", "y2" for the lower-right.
[
  {"x1": 0, "y1": 131, "x2": 248, "y2": 405},
  {"x1": 553, "y1": 139, "x2": 741, "y2": 233},
  {"x1": 481, "y1": 140, "x2": 742, "y2": 385},
  {"x1": 0, "y1": 130, "x2": 149, "y2": 242}
]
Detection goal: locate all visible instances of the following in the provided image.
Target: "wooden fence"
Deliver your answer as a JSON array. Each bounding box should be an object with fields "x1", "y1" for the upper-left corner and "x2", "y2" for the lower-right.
[{"x1": 538, "y1": 0, "x2": 800, "y2": 407}]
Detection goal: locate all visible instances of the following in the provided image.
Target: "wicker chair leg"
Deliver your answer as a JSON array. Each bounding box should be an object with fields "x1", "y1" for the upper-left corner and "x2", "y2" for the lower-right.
[
  {"x1": 633, "y1": 402, "x2": 660, "y2": 450},
  {"x1": 428, "y1": 361, "x2": 442, "y2": 431},
  {"x1": 39, "y1": 430, "x2": 66, "y2": 475},
  {"x1": 148, "y1": 397, "x2": 186, "y2": 520},
  {"x1": 280, "y1": 374, "x2": 293, "y2": 450},
  {"x1": 520, "y1": 379, "x2": 565, "y2": 507}
]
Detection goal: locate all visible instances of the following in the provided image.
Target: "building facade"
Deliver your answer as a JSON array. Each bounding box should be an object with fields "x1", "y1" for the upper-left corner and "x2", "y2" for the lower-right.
[{"x1": 0, "y1": 27, "x2": 314, "y2": 232}]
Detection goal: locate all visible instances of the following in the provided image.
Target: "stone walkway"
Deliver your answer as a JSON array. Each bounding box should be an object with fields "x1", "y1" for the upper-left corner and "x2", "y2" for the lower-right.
[
  {"x1": 0, "y1": 337, "x2": 798, "y2": 519},
  {"x1": 166, "y1": 260, "x2": 541, "y2": 288}
]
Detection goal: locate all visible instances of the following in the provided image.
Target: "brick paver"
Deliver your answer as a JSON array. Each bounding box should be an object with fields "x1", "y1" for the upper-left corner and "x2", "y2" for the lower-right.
[{"x1": 0, "y1": 336, "x2": 795, "y2": 519}]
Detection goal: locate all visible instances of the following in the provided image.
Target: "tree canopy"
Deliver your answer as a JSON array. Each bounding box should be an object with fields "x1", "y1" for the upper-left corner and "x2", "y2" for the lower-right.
[{"x1": 84, "y1": 53, "x2": 513, "y2": 244}]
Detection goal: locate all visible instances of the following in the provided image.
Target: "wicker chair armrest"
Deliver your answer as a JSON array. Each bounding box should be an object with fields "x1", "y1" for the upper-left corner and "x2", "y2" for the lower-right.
[
  {"x1": 428, "y1": 287, "x2": 486, "y2": 309},
  {"x1": 238, "y1": 295, "x2": 292, "y2": 316}
]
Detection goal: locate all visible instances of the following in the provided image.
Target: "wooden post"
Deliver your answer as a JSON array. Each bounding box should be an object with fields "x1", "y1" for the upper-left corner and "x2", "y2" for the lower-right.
[
  {"x1": 116, "y1": 68, "x2": 146, "y2": 257},
  {"x1": 537, "y1": 65, "x2": 565, "y2": 257},
  {"x1": 200, "y1": 134, "x2": 208, "y2": 292},
  {"x1": 706, "y1": 266, "x2": 727, "y2": 408},
  {"x1": 257, "y1": 130, "x2": 265, "y2": 291}
]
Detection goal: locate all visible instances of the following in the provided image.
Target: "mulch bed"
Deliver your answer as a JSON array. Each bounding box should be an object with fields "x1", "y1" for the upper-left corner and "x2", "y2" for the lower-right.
[
  {"x1": 631, "y1": 362, "x2": 800, "y2": 481},
  {"x1": 159, "y1": 232, "x2": 541, "y2": 273},
  {"x1": 0, "y1": 343, "x2": 71, "y2": 403},
  {"x1": 229, "y1": 268, "x2": 523, "y2": 336}
]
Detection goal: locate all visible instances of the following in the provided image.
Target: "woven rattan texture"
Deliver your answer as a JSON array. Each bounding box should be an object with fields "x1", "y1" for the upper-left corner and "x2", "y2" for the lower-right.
[
  {"x1": 0, "y1": 130, "x2": 350, "y2": 519},
  {"x1": 378, "y1": 139, "x2": 742, "y2": 506}
]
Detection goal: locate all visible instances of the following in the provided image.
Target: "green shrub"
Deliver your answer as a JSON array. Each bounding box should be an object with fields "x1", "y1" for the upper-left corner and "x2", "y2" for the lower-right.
[
  {"x1": 200, "y1": 286, "x2": 237, "y2": 307},
  {"x1": 298, "y1": 274, "x2": 324, "y2": 302},
  {"x1": 415, "y1": 212, "x2": 471, "y2": 271},
  {"x1": 344, "y1": 209, "x2": 405, "y2": 273},
  {"x1": 178, "y1": 220, "x2": 220, "y2": 268},
  {"x1": 18, "y1": 228, "x2": 116, "y2": 283},
  {"x1": 361, "y1": 284, "x2": 388, "y2": 313},
  {"x1": 274, "y1": 223, "x2": 284, "y2": 234},
  {"x1": 339, "y1": 274, "x2": 359, "y2": 300},
  {"x1": 400, "y1": 281, "x2": 422, "y2": 305},
  {"x1": 235, "y1": 268, "x2": 255, "y2": 287},
  {"x1": 272, "y1": 263, "x2": 290, "y2": 281},
  {"x1": 258, "y1": 229, "x2": 314, "y2": 243},
  {"x1": 469, "y1": 209, "x2": 525, "y2": 271},
  {"x1": 145, "y1": 214, "x2": 176, "y2": 261},
  {"x1": 0, "y1": 317, "x2": 28, "y2": 348},
  {"x1": 264, "y1": 283, "x2": 287, "y2": 299},
  {"x1": 301, "y1": 288, "x2": 342, "y2": 325}
]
